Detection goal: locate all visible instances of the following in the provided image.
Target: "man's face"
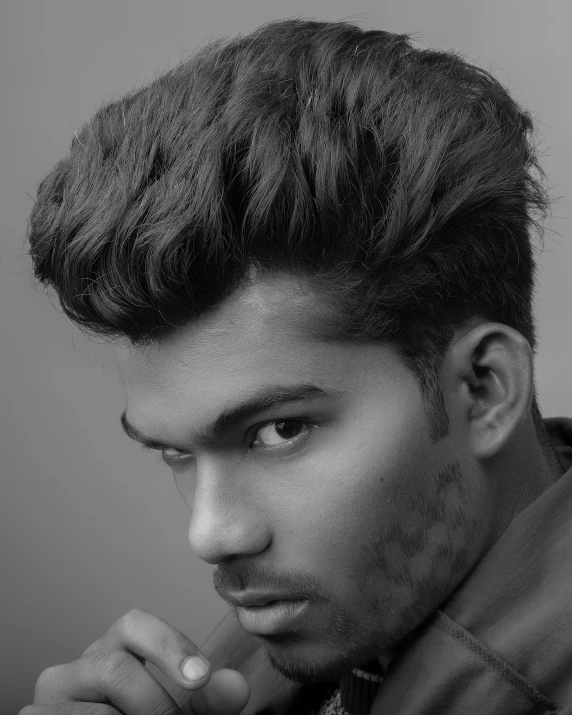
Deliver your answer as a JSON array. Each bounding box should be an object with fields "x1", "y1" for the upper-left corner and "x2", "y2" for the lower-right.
[{"x1": 116, "y1": 272, "x2": 495, "y2": 683}]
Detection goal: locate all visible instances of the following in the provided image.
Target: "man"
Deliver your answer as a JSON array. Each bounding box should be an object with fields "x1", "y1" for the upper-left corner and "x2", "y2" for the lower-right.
[{"x1": 21, "y1": 17, "x2": 572, "y2": 715}]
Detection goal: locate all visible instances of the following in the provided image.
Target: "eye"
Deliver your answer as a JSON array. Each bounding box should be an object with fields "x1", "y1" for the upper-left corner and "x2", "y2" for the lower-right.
[
  {"x1": 251, "y1": 420, "x2": 312, "y2": 449},
  {"x1": 160, "y1": 447, "x2": 189, "y2": 463},
  {"x1": 140, "y1": 444, "x2": 190, "y2": 466}
]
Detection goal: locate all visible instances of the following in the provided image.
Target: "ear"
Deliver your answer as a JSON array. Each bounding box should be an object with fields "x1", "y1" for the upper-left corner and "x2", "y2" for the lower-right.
[{"x1": 443, "y1": 322, "x2": 534, "y2": 459}]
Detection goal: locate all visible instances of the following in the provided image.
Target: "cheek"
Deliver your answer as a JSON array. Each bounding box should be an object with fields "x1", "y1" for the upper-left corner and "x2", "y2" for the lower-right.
[
  {"x1": 290, "y1": 412, "x2": 473, "y2": 592},
  {"x1": 319, "y1": 402, "x2": 436, "y2": 522},
  {"x1": 274, "y1": 413, "x2": 435, "y2": 557}
]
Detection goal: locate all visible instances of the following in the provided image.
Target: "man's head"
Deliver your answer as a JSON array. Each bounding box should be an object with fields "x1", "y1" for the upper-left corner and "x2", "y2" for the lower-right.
[{"x1": 28, "y1": 19, "x2": 557, "y2": 682}]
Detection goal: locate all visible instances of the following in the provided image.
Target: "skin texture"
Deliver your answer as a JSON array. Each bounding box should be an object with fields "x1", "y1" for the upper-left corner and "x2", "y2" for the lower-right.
[{"x1": 115, "y1": 271, "x2": 557, "y2": 685}]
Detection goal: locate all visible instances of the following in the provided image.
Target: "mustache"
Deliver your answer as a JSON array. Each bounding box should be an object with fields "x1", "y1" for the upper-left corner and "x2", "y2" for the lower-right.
[{"x1": 213, "y1": 563, "x2": 323, "y2": 602}]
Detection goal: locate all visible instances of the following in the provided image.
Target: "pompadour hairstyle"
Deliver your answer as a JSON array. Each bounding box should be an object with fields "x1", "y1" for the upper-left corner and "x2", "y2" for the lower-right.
[{"x1": 27, "y1": 18, "x2": 551, "y2": 440}]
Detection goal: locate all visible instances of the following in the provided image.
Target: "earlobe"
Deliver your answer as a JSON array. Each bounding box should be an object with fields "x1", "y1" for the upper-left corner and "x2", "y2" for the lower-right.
[{"x1": 448, "y1": 323, "x2": 533, "y2": 460}]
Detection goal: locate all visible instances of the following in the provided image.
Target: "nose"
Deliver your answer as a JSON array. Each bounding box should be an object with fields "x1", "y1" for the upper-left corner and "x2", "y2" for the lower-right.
[{"x1": 187, "y1": 456, "x2": 271, "y2": 564}]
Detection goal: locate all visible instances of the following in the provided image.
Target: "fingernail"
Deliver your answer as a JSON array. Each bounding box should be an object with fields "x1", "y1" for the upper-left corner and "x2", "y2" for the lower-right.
[{"x1": 182, "y1": 656, "x2": 209, "y2": 681}]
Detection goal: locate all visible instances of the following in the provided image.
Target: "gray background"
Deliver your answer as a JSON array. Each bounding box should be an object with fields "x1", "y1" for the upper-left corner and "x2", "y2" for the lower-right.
[{"x1": 1, "y1": 1, "x2": 570, "y2": 712}]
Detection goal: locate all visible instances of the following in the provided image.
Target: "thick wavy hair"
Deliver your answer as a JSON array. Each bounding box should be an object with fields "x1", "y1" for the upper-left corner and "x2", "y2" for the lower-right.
[{"x1": 27, "y1": 18, "x2": 551, "y2": 440}]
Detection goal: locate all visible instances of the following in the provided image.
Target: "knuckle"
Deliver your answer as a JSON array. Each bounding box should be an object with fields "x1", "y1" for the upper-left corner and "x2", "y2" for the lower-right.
[
  {"x1": 18, "y1": 708, "x2": 38, "y2": 715},
  {"x1": 34, "y1": 663, "x2": 66, "y2": 692},
  {"x1": 92, "y1": 648, "x2": 135, "y2": 682},
  {"x1": 35, "y1": 663, "x2": 59, "y2": 686},
  {"x1": 116, "y1": 607, "x2": 149, "y2": 635},
  {"x1": 155, "y1": 629, "x2": 183, "y2": 659},
  {"x1": 123, "y1": 607, "x2": 148, "y2": 626}
]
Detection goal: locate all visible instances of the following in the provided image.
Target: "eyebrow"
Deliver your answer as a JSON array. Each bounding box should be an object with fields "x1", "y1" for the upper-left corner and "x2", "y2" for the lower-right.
[{"x1": 120, "y1": 383, "x2": 341, "y2": 450}]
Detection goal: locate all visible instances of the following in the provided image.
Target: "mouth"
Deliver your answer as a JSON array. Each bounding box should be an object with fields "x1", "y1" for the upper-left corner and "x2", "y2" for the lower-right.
[
  {"x1": 241, "y1": 599, "x2": 280, "y2": 608},
  {"x1": 224, "y1": 590, "x2": 301, "y2": 608},
  {"x1": 237, "y1": 599, "x2": 308, "y2": 635}
]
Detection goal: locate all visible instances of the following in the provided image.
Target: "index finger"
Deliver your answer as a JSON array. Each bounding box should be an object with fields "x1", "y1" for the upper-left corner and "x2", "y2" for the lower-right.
[{"x1": 83, "y1": 608, "x2": 212, "y2": 690}]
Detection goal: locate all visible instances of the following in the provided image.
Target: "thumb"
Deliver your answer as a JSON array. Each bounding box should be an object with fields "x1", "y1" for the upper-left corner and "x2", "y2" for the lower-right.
[{"x1": 188, "y1": 668, "x2": 250, "y2": 715}]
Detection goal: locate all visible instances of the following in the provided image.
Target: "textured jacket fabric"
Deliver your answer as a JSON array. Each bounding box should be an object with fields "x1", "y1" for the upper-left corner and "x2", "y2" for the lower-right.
[{"x1": 287, "y1": 417, "x2": 572, "y2": 714}]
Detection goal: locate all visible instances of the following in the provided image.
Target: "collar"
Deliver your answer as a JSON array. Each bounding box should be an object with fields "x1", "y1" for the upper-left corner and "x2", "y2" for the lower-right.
[
  {"x1": 336, "y1": 660, "x2": 385, "y2": 715},
  {"x1": 368, "y1": 416, "x2": 572, "y2": 714}
]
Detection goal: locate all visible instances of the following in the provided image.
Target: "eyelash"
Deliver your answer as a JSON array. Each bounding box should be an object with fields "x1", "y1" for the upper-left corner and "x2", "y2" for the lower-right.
[
  {"x1": 250, "y1": 418, "x2": 316, "y2": 450},
  {"x1": 140, "y1": 418, "x2": 316, "y2": 464}
]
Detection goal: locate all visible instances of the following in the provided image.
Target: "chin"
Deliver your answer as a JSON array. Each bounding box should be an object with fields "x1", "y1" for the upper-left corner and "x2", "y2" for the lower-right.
[{"x1": 260, "y1": 634, "x2": 370, "y2": 684}]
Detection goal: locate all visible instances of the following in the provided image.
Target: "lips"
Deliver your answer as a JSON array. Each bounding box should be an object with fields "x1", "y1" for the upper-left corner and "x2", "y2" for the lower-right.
[
  {"x1": 237, "y1": 599, "x2": 308, "y2": 634},
  {"x1": 224, "y1": 591, "x2": 297, "y2": 608}
]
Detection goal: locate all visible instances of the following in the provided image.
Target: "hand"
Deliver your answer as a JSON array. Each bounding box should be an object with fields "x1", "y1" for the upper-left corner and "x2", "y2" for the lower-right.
[{"x1": 19, "y1": 608, "x2": 250, "y2": 715}]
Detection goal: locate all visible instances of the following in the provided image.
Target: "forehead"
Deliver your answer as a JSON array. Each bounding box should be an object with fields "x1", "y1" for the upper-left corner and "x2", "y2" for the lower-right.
[
  {"x1": 116, "y1": 273, "x2": 327, "y2": 380},
  {"x1": 115, "y1": 274, "x2": 351, "y2": 421}
]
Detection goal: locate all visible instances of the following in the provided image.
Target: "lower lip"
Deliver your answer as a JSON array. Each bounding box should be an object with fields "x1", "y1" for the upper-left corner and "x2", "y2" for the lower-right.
[{"x1": 237, "y1": 600, "x2": 308, "y2": 634}]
